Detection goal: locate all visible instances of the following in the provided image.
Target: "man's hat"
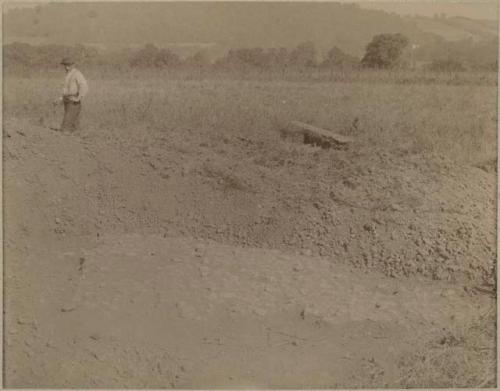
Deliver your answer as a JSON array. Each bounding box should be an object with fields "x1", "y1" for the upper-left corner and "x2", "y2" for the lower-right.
[{"x1": 60, "y1": 57, "x2": 74, "y2": 65}]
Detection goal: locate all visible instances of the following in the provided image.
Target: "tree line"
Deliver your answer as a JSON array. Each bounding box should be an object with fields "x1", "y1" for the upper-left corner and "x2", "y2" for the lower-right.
[{"x1": 4, "y1": 33, "x2": 497, "y2": 72}]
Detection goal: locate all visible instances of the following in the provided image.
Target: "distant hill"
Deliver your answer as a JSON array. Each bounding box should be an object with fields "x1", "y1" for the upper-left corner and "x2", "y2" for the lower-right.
[
  {"x1": 4, "y1": 2, "x2": 497, "y2": 57},
  {"x1": 413, "y1": 15, "x2": 497, "y2": 41}
]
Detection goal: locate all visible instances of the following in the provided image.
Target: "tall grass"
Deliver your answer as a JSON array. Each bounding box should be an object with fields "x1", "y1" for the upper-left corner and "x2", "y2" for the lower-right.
[
  {"x1": 4, "y1": 69, "x2": 497, "y2": 165},
  {"x1": 397, "y1": 305, "x2": 496, "y2": 388}
]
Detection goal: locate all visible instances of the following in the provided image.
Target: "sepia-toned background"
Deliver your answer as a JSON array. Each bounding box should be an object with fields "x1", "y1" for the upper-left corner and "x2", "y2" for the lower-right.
[{"x1": 3, "y1": 1, "x2": 497, "y2": 388}]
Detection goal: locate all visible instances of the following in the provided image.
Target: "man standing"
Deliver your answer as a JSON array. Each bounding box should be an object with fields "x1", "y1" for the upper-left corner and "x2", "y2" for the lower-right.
[{"x1": 53, "y1": 58, "x2": 89, "y2": 132}]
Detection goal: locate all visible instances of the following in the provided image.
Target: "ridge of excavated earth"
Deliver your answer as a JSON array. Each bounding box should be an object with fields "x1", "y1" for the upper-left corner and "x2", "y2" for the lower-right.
[
  {"x1": 3, "y1": 117, "x2": 496, "y2": 388},
  {"x1": 4, "y1": 117, "x2": 496, "y2": 285}
]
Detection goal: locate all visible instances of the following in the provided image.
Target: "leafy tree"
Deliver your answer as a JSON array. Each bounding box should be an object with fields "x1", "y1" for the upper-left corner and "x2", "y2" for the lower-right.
[
  {"x1": 217, "y1": 47, "x2": 265, "y2": 67},
  {"x1": 416, "y1": 36, "x2": 498, "y2": 71},
  {"x1": 361, "y1": 33, "x2": 409, "y2": 69},
  {"x1": 129, "y1": 44, "x2": 180, "y2": 67},
  {"x1": 289, "y1": 41, "x2": 317, "y2": 67},
  {"x1": 266, "y1": 47, "x2": 289, "y2": 67},
  {"x1": 4, "y1": 42, "x2": 33, "y2": 66},
  {"x1": 185, "y1": 50, "x2": 210, "y2": 67},
  {"x1": 241, "y1": 48, "x2": 266, "y2": 67},
  {"x1": 156, "y1": 48, "x2": 180, "y2": 67},
  {"x1": 129, "y1": 43, "x2": 159, "y2": 67},
  {"x1": 216, "y1": 46, "x2": 291, "y2": 69},
  {"x1": 320, "y1": 46, "x2": 359, "y2": 68}
]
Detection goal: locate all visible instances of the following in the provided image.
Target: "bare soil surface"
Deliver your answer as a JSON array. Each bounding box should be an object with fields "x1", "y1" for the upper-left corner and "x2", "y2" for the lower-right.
[{"x1": 4, "y1": 115, "x2": 496, "y2": 388}]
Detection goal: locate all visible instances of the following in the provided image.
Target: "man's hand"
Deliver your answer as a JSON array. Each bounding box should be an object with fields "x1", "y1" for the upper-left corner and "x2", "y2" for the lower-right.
[{"x1": 52, "y1": 98, "x2": 62, "y2": 106}]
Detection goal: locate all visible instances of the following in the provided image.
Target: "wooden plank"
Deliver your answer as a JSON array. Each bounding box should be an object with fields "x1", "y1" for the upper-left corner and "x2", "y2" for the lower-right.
[{"x1": 289, "y1": 121, "x2": 354, "y2": 144}]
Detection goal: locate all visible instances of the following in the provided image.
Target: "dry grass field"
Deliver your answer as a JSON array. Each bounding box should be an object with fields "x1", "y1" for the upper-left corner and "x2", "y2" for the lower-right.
[
  {"x1": 6, "y1": 69, "x2": 497, "y2": 164},
  {"x1": 3, "y1": 69, "x2": 497, "y2": 388}
]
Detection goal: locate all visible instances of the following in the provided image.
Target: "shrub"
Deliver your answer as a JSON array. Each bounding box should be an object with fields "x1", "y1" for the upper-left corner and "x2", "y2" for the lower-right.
[{"x1": 361, "y1": 33, "x2": 409, "y2": 69}]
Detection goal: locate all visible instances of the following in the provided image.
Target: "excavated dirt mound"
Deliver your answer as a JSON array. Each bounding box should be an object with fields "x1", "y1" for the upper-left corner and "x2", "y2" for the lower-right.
[
  {"x1": 4, "y1": 116, "x2": 496, "y2": 287},
  {"x1": 4, "y1": 111, "x2": 497, "y2": 388}
]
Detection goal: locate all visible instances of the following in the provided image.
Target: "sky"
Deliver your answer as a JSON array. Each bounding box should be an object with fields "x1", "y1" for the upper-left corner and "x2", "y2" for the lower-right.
[{"x1": 3, "y1": 0, "x2": 499, "y2": 20}]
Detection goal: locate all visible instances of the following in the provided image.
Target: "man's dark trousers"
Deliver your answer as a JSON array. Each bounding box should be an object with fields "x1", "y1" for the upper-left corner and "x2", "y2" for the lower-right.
[{"x1": 61, "y1": 98, "x2": 81, "y2": 132}]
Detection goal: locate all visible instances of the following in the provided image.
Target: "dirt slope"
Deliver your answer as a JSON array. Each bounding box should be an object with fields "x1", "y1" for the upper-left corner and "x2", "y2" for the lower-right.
[
  {"x1": 3, "y1": 116, "x2": 496, "y2": 388},
  {"x1": 4, "y1": 116, "x2": 496, "y2": 285},
  {"x1": 5, "y1": 233, "x2": 495, "y2": 388}
]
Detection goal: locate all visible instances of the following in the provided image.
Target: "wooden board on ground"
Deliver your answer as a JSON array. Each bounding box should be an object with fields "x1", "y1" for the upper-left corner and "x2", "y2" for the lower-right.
[{"x1": 289, "y1": 120, "x2": 354, "y2": 146}]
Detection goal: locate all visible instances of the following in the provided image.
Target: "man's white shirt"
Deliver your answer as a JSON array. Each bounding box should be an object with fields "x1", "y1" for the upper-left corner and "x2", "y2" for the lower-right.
[{"x1": 62, "y1": 68, "x2": 89, "y2": 102}]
